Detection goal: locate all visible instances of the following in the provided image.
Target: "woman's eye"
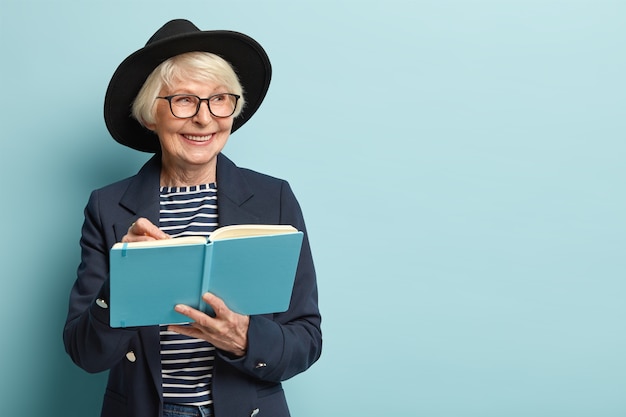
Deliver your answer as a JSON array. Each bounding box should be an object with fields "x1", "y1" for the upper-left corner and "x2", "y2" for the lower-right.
[{"x1": 173, "y1": 96, "x2": 196, "y2": 106}]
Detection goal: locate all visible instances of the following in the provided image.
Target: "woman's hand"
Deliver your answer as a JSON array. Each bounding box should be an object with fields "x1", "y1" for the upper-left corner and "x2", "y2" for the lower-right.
[
  {"x1": 122, "y1": 217, "x2": 170, "y2": 242},
  {"x1": 168, "y1": 293, "x2": 250, "y2": 357}
]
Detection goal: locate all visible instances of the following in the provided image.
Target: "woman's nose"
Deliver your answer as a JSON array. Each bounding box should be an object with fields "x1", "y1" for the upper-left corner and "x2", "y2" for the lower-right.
[{"x1": 193, "y1": 100, "x2": 213, "y2": 124}]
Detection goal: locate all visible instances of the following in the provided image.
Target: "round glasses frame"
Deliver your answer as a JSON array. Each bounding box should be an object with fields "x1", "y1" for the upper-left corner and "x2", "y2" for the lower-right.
[{"x1": 156, "y1": 93, "x2": 241, "y2": 119}]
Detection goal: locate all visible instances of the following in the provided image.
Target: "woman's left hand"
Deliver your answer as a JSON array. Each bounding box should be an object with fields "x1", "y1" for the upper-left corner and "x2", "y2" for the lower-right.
[{"x1": 168, "y1": 293, "x2": 250, "y2": 357}]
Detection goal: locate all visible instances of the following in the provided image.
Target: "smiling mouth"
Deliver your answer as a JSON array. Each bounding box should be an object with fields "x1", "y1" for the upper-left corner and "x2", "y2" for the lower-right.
[{"x1": 183, "y1": 134, "x2": 213, "y2": 142}]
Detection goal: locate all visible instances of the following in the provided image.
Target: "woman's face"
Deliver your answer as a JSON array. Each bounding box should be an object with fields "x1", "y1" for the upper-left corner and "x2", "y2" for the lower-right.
[{"x1": 145, "y1": 78, "x2": 234, "y2": 179}]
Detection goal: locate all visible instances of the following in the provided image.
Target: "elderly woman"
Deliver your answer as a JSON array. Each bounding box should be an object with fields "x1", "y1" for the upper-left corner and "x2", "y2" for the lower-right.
[{"x1": 63, "y1": 20, "x2": 322, "y2": 417}]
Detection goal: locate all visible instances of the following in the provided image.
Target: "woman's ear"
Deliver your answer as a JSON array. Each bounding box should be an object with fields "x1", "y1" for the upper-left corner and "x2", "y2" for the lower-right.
[{"x1": 142, "y1": 119, "x2": 156, "y2": 131}]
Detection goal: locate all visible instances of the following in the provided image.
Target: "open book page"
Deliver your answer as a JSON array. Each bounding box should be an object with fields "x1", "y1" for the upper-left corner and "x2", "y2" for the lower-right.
[
  {"x1": 110, "y1": 224, "x2": 297, "y2": 249},
  {"x1": 209, "y1": 224, "x2": 297, "y2": 241},
  {"x1": 111, "y1": 236, "x2": 206, "y2": 249}
]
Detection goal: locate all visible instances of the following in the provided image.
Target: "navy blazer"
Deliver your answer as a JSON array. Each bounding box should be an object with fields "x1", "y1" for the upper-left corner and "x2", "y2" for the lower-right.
[{"x1": 63, "y1": 153, "x2": 322, "y2": 417}]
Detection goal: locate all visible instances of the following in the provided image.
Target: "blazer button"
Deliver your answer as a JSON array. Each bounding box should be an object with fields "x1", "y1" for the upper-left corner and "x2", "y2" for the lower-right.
[
  {"x1": 96, "y1": 298, "x2": 108, "y2": 309},
  {"x1": 126, "y1": 351, "x2": 136, "y2": 362},
  {"x1": 250, "y1": 408, "x2": 260, "y2": 417},
  {"x1": 255, "y1": 362, "x2": 267, "y2": 369}
]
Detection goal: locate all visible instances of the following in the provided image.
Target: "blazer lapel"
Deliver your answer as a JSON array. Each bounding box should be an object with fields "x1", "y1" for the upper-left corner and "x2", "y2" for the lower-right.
[
  {"x1": 112, "y1": 154, "x2": 162, "y2": 241},
  {"x1": 112, "y1": 153, "x2": 260, "y2": 233},
  {"x1": 216, "y1": 153, "x2": 261, "y2": 226}
]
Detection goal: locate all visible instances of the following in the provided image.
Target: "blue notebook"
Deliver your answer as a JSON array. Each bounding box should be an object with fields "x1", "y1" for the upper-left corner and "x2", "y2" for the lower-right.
[{"x1": 109, "y1": 224, "x2": 303, "y2": 327}]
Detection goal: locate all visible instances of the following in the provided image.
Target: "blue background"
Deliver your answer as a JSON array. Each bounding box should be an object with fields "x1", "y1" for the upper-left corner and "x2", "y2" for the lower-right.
[{"x1": 1, "y1": 1, "x2": 624, "y2": 416}]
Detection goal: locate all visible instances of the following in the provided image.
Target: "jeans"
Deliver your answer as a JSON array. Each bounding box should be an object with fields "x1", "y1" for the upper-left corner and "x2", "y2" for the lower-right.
[{"x1": 163, "y1": 403, "x2": 213, "y2": 417}]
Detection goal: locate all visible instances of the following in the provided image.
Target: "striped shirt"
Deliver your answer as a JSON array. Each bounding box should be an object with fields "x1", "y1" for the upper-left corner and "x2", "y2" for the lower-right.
[{"x1": 159, "y1": 184, "x2": 218, "y2": 406}]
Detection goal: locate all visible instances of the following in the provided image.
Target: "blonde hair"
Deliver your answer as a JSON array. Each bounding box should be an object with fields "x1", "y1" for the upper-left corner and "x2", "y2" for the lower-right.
[{"x1": 132, "y1": 51, "x2": 245, "y2": 126}]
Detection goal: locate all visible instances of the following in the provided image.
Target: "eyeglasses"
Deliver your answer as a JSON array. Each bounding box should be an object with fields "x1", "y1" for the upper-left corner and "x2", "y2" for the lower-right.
[{"x1": 156, "y1": 93, "x2": 241, "y2": 118}]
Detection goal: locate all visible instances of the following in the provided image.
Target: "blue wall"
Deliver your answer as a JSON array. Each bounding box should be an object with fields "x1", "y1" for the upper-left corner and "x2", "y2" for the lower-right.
[{"x1": 1, "y1": 1, "x2": 624, "y2": 416}]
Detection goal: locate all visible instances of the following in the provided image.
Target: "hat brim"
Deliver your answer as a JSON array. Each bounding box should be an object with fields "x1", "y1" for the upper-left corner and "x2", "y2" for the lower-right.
[{"x1": 104, "y1": 30, "x2": 271, "y2": 152}]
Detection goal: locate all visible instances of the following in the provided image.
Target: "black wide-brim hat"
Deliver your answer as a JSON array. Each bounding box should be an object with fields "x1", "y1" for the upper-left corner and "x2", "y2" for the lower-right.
[{"x1": 104, "y1": 19, "x2": 272, "y2": 152}]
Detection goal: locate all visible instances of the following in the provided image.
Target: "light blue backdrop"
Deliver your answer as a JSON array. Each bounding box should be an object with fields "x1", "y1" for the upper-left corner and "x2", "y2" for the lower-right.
[{"x1": 1, "y1": 1, "x2": 624, "y2": 416}]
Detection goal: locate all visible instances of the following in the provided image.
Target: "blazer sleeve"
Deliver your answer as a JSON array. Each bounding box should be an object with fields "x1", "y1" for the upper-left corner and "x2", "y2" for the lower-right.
[
  {"x1": 63, "y1": 189, "x2": 138, "y2": 373},
  {"x1": 217, "y1": 180, "x2": 322, "y2": 382}
]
